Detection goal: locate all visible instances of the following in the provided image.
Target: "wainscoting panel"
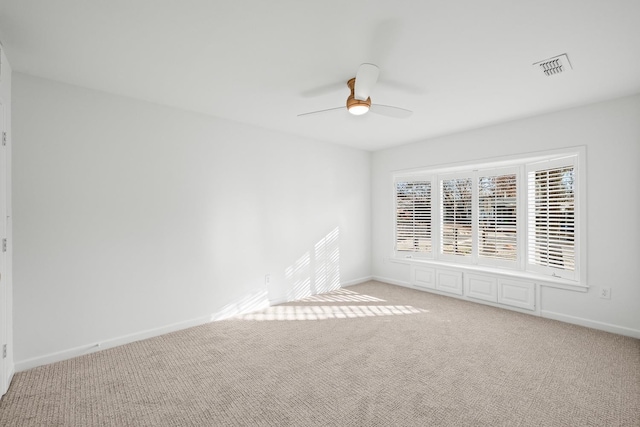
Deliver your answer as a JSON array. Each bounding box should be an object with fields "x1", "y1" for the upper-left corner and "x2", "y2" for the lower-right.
[
  {"x1": 435, "y1": 269, "x2": 463, "y2": 295},
  {"x1": 465, "y1": 273, "x2": 498, "y2": 303},
  {"x1": 498, "y1": 278, "x2": 535, "y2": 310}
]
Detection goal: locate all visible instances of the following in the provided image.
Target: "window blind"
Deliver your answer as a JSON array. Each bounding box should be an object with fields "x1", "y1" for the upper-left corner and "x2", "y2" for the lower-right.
[
  {"x1": 395, "y1": 181, "x2": 432, "y2": 254},
  {"x1": 441, "y1": 177, "x2": 472, "y2": 256},
  {"x1": 478, "y1": 173, "x2": 517, "y2": 261},
  {"x1": 527, "y1": 165, "x2": 575, "y2": 272}
]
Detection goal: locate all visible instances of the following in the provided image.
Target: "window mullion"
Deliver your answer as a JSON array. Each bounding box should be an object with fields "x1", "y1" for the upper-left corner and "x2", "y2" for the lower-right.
[
  {"x1": 517, "y1": 167, "x2": 526, "y2": 270},
  {"x1": 471, "y1": 170, "x2": 479, "y2": 264},
  {"x1": 433, "y1": 177, "x2": 441, "y2": 261}
]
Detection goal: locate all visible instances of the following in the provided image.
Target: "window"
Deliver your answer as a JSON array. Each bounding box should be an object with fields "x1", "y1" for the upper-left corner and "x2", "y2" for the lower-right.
[
  {"x1": 395, "y1": 179, "x2": 432, "y2": 257},
  {"x1": 527, "y1": 158, "x2": 576, "y2": 280},
  {"x1": 478, "y1": 171, "x2": 518, "y2": 263},
  {"x1": 440, "y1": 176, "x2": 472, "y2": 257},
  {"x1": 393, "y1": 150, "x2": 583, "y2": 283}
]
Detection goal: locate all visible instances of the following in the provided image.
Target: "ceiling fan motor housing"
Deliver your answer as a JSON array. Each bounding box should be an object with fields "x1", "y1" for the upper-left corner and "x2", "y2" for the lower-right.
[
  {"x1": 346, "y1": 77, "x2": 371, "y2": 113},
  {"x1": 346, "y1": 95, "x2": 371, "y2": 110}
]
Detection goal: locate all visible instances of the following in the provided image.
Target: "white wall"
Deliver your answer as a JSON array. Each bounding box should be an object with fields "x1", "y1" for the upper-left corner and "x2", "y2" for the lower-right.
[
  {"x1": 12, "y1": 70, "x2": 639, "y2": 370},
  {"x1": 372, "y1": 94, "x2": 640, "y2": 337},
  {"x1": 13, "y1": 73, "x2": 371, "y2": 368}
]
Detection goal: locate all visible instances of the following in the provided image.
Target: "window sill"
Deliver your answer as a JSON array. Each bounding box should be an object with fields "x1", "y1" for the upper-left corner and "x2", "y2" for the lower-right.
[{"x1": 390, "y1": 257, "x2": 587, "y2": 292}]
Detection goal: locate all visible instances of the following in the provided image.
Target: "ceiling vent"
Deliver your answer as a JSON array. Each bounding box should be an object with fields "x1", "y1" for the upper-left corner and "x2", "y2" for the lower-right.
[{"x1": 533, "y1": 53, "x2": 572, "y2": 76}]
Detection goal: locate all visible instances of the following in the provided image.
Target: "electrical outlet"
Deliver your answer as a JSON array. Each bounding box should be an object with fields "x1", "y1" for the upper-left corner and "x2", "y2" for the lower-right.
[
  {"x1": 265, "y1": 274, "x2": 271, "y2": 285},
  {"x1": 599, "y1": 287, "x2": 611, "y2": 299}
]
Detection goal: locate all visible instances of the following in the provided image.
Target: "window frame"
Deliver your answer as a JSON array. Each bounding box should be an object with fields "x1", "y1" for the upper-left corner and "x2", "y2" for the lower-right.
[
  {"x1": 439, "y1": 172, "x2": 474, "y2": 264},
  {"x1": 525, "y1": 156, "x2": 580, "y2": 281},
  {"x1": 475, "y1": 166, "x2": 522, "y2": 270},
  {"x1": 393, "y1": 175, "x2": 435, "y2": 259}
]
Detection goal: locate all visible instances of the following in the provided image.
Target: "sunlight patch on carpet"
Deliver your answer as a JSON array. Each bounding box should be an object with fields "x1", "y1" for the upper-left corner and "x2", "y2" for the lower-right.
[
  {"x1": 298, "y1": 288, "x2": 386, "y2": 303},
  {"x1": 236, "y1": 304, "x2": 428, "y2": 321}
]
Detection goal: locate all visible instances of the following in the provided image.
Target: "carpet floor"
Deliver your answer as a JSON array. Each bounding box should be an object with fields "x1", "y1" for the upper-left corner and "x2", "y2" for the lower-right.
[{"x1": 1, "y1": 281, "x2": 638, "y2": 426}]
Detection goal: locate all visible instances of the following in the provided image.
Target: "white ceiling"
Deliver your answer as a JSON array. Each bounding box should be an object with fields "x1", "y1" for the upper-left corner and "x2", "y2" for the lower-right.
[{"x1": 1, "y1": 1, "x2": 639, "y2": 151}]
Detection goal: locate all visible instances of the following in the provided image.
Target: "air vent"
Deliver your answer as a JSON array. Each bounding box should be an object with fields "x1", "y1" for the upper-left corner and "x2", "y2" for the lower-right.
[{"x1": 533, "y1": 53, "x2": 572, "y2": 76}]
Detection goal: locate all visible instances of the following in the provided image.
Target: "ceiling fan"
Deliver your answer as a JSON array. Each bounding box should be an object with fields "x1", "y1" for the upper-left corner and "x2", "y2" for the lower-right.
[{"x1": 298, "y1": 63, "x2": 413, "y2": 119}]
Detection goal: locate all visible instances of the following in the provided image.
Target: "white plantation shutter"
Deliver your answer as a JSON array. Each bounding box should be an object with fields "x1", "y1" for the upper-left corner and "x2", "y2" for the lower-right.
[
  {"x1": 395, "y1": 180, "x2": 432, "y2": 255},
  {"x1": 527, "y1": 158, "x2": 576, "y2": 278},
  {"x1": 441, "y1": 176, "x2": 472, "y2": 257},
  {"x1": 478, "y1": 172, "x2": 518, "y2": 263}
]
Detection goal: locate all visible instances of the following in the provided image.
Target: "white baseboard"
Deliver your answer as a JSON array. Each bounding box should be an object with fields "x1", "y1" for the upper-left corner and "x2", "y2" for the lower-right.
[
  {"x1": 540, "y1": 310, "x2": 640, "y2": 339},
  {"x1": 341, "y1": 276, "x2": 373, "y2": 287},
  {"x1": 16, "y1": 277, "x2": 376, "y2": 372},
  {"x1": 15, "y1": 287, "x2": 279, "y2": 372},
  {"x1": 1, "y1": 366, "x2": 14, "y2": 398},
  {"x1": 372, "y1": 275, "x2": 412, "y2": 289},
  {"x1": 15, "y1": 314, "x2": 220, "y2": 372},
  {"x1": 374, "y1": 277, "x2": 639, "y2": 339},
  {"x1": 267, "y1": 297, "x2": 289, "y2": 305},
  {"x1": 7, "y1": 366, "x2": 14, "y2": 392}
]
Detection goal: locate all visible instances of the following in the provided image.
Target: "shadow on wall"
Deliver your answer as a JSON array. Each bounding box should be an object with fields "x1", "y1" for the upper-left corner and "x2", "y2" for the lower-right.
[
  {"x1": 210, "y1": 289, "x2": 270, "y2": 321},
  {"x1": 209, "y1": 227, "x2": 342, "y2": 321},
  {"x1": 284, "y1": 226, "x2": 340, "y2": 301}
]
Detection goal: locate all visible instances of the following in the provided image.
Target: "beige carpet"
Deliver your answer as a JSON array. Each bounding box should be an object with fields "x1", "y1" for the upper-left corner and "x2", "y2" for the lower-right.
[{"x1": 1, "y1": 281, "x2": 638, "y2": 426}]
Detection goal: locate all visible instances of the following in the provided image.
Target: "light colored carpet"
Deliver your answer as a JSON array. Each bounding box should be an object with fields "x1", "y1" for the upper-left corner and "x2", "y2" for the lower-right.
[{"x1": 1, "y1": 281, "x2": 638, "y2": 426}]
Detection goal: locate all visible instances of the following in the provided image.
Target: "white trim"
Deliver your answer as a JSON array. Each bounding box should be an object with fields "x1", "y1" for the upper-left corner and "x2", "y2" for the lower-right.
[
  {"x1": 388, "y1": 257, "x2": 412, "y2": 265},
  {"x1": 374, "y1": 278, "x2": 640, "y2": 334},
  {"x1": 15, "y1": 314, "x2": 219, "y2": 372},
  {"x1": 439, "y1": 172, "x2": 474, "y2": 263},
  {"x1": 391, "y1": 145, "x2": 586, "y2": 176},
  {"x1": 374, "y1": 279, "x2": 640, "y2": 339},
  {"x1": 476, "y1": 166, "x2": 520, "y2": 270},
  {"x1": 377, "y1": 277, "x2": 540, "y2": 316},
  {"x1": 525, "y1": 156, "x2": 580, "y2": 281},
  {"x1": 540, "y1": 310, "x2": 640, "y2": 339},
  {"x1": 393, "y1": 177, "x2": 434, "y2": 259},
  {"x1": 267, "y1": 296, "x2": 289, "y2": 305},
  {"x1": 7, "y1": 366, "x2": 13, "y2": 388},
  {"x1": 0, "y1": 86, "x2": 11, "y2": 397},
  {"x1": 372, "y1": 275, "x2": 412, "y2": 289},
  {"x1": 340, "y1": 276, "x2": 373, "y2": 288},
  {"x1": 390, "y1": 257, "x2": 587, "y2": 292}
]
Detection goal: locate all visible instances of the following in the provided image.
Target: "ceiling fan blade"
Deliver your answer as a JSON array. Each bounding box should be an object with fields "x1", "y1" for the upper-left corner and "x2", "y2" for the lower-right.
[
  {"x1": 354, "y1": 63, "x2": 379, "y2": 101},
  {"x1": 369, "y1": 104, "x2": 413, "y2": 119},
  {"x1": 297, "y1": 106, "x2": 344, "y2": 117}
]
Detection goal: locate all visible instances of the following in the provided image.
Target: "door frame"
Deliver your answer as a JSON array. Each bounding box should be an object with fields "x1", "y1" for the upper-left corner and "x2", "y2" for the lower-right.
[{"x1": 0, "y1": 99, "x2": 7, "y2": 396}]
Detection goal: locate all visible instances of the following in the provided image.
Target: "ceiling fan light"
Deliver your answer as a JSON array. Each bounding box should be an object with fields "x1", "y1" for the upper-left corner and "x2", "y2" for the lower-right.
[
  {"x1": 346, "y1": 93, "x2": 372, "y2": 116},
  {"x1": 349, "y1": 104, "x2": 369, "y2": 115}
]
